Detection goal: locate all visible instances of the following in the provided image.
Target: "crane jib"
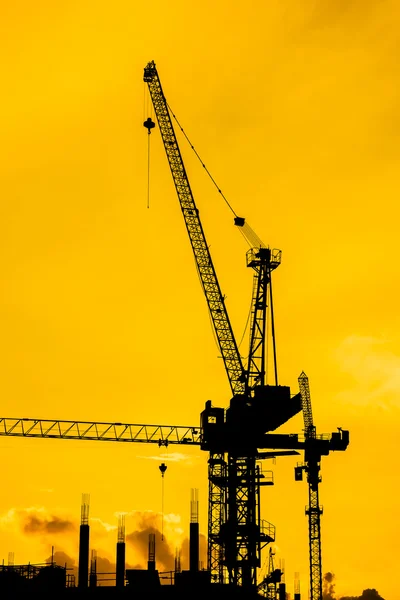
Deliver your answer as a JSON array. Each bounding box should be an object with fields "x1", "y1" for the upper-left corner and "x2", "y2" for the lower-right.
[{"x1": 143, "y1": 61, "x2": 245, "y2": 395}]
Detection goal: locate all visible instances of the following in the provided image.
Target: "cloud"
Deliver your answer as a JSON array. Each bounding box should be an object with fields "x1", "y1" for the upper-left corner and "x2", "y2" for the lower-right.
[
  {"x1": 323, "y1": 571, "x2": 336, "y2": 599},
  {"x1": 0, "y1": 507, "x2": 76, "y2": 536},
  {"x1": 22, "y1": 513, "x2": 75, "y2": 535},
  {"x1": 46, "y1": 550, "x2": 76, "y2": 569},
  {"x1": 90, "y1": 517, "x2": 117, "y2": 533},
  {"x1": 136, "y1": 452, "x2": 198, "y2": 463},
  {"x1": 180, "y1": 532, "x2": 207, "y2": 571},
  {"x1": 126, "y1": 512, "x2": 175, "y2": 572}
]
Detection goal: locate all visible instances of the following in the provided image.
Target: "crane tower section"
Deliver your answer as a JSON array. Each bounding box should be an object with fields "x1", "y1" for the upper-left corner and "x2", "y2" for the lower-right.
[{"x1": 246, "y1": 247, "x2": 281, "y2": 391}]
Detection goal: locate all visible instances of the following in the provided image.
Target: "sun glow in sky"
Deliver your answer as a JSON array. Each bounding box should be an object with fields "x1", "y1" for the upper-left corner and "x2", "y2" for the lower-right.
[{"x1": 1, "y1": 1, "x2": 399, "y2": 598}]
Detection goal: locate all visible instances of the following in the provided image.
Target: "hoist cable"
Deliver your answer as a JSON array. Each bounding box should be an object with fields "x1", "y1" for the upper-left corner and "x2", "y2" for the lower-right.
[
  {"x1": 166, "y1": 102, "x2": 267, "y2": 249},
  {"x1": 166, "y1": 101, "x2": 237, "y2": 217},
  {"x1": 147, "y1": 133, "x2": 151, "y2": 209},
  {"x1": 161, "y1": 475, "x2": 165, "y2": 541}
]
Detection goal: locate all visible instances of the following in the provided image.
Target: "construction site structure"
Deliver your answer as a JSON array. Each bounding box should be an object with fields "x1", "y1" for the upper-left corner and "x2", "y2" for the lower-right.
[
  {"x1": 116, "y1": 514, "x2": 126, "y2": 588},
  {"x1": 0, "y1": 61, "x2": 350, "y2": 596},
  {"x1": 190, "y1": 489, "x2": 200, "y2": 573},
  {"x1": 78, "y1": 493, "x2": 90, "y2": 589},
  {"x1": 257, "y1": 547, "x2": 283, "y2": 598},
  {"x1": 89, "y1": 550, "x2": 97, "y2": 588}
]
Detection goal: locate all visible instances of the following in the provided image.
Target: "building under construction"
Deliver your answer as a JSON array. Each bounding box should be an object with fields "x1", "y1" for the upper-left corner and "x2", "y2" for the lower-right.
[
  {"x1": 0, "y1": 493, "x2": 270, "y2": 599},
  {"x1": 0, "y1": 61, "x2": 349, "y2": 600}
]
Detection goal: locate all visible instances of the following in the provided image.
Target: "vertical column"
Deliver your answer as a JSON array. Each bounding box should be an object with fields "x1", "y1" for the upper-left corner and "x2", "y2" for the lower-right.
[
  {"x1": 116, "y1": 514, "x2": 126, "y2": 588},
  {"x1": 174, "y1": 548, "x2": 181, "y2": 573},
  {"x1": 148, "y1": 533, "x2": 156, "y2": 571},
  {"x1": 190, "y1": 489, "x2": 199, "y2": 573},
  {"x1": 78, "y1": 493, "x2": 90, "y2": 588},
  {"x1": 294, "y1": 571, "x2": 301, "y2": 600},
  {"x1": 89, "y1": 549, "x2": 97, "y2": 588}
]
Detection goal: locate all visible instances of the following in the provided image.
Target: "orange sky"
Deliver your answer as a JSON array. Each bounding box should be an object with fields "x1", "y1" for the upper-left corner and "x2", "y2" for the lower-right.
[{"x1": 1, "y1": 1, "x2": 399, "y2": 598}]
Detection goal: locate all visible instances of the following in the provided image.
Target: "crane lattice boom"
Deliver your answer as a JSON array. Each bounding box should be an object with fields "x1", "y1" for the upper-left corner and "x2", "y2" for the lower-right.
[
  {"x1": 298, "y1": 370, "x2": 316, "y2": 438},
  {"x1": 0, "y1": 418, "x2": 201, "y2": 445},
  {"x1": 143, "y1": 61, "x2": 245, "y2": 396}
]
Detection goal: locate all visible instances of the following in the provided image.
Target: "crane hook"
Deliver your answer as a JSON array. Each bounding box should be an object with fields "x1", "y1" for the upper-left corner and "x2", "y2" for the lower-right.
[
  {"x1": 144, "y1": 117, "x2": 156, "y2": 209},
  {"x1": 144, "y1": 117, "x2": 155, "y2": 134},
  {"x1": 159, "y1": 462, "x2": 167, "y2": 541}
]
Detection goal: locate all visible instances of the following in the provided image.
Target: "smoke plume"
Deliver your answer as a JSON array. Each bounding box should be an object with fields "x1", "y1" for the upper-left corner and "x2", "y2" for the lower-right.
[
  {"x1": 323, "y1": 571, "x2": 385, "y2": 600},
  {"x1": 46, "y1": 550, "x2": 75, "y2": 568},
  {"x1": 323, "y1": 572, "x2": 336, "y2": 600},
  {"x1": 126, "y1": 512, "x2": 175, "y2": 571},
  {"x1": 180, "y1": 533, "x2": 207, "y2": 570},
  {"x1": 22, "y1": 513, "x2": 75, "y2": 535}
]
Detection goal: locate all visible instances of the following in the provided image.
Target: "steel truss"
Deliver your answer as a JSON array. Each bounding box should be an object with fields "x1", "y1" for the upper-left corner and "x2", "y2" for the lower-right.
[
  {"x1": 306, "y1": 469, "x2": 323, "y2": 600},
  {"x1": 224, "y1": 455, "x2": 275, "y2": 587},
  {"x1": 0, "y1": 418, "x2": 201, "y2": 445},
  {"x1": 144, "y1": 61, "x2": 245, "y2": 395},
  {"x1": 208, "y1": 454, "x2": 227, "y2": 583},
  {"x1": 246, "y1": 248, "x2": 281, "y2": 390}
]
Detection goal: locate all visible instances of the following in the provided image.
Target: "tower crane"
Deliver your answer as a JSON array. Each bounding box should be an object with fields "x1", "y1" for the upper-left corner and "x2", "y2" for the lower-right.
[
  {"x1": 143, "y1": 59, "x2": 304, "y2": 588},
  {"x1": 0, "y1": 62, "x2": 350, "y2": 593},
  {"x1": 295, "y1": 372, "x2": 347, "y2": 600}
]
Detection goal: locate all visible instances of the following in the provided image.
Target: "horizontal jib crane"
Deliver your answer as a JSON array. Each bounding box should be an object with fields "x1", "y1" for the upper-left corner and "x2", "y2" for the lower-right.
[{"x1": 0, "y1": 416, "x2": 349, "y2": 454}]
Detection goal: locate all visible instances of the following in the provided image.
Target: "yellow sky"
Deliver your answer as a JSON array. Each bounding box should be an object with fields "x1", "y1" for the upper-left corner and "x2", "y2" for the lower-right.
[{"x1": 1, "y1": 0, "x2": 399, "y2": 597}]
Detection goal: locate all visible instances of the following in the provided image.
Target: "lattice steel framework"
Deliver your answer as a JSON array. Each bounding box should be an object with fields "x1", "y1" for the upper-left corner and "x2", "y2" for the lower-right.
[
  {"x1": 298, "y1": 372, "x2": 322, "y2": 600},
  {"x1": 224, "y1": 456, "x2": 275, "y2": 587},
  {"x1": 0, "y1": 418, "x2": 333, "y2": 448},
  {"x1": 143, "y1": 61, "x2": 245, "y2": 396},
  {"x1": 299, "y1": 371, "x2": 316, "y2": 438},
  {"x1": 0, "y1": 418, "x2": 201, "y2": 445},
  {"x1": 246, "y1": 248, "x2": 281, "y2": 390},
  {"x1": 208, "y1": 454, "x2": 227, "y2": 583},
  {"x1": 143, "y1": 61, "x2": 338, "y2": 590},
  {"x1": 306, "y1": 471, "x2": 323, "y2": 600}
]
